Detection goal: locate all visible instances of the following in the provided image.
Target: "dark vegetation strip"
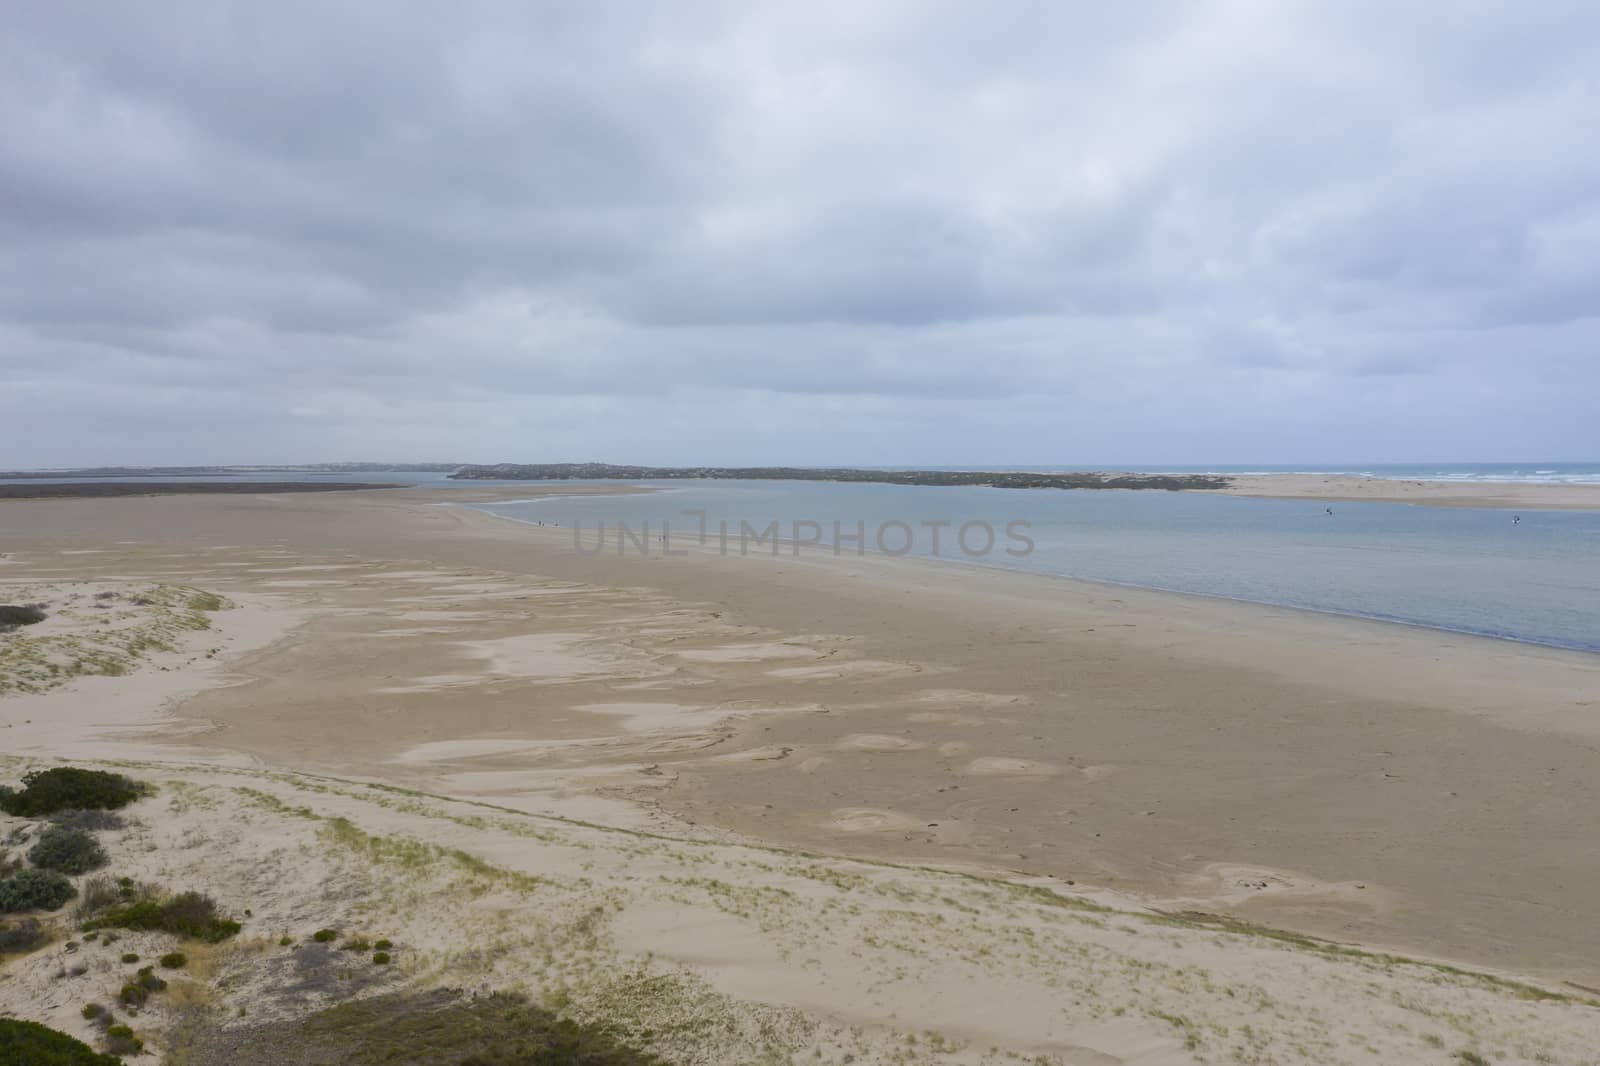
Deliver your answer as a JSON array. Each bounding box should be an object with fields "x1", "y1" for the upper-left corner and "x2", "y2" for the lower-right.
[
  {"x1": 0, "y1": 482, "x2": 400, "y2": 499},
  {"x1": 451, "y1": 462, "x2": 1230, "y2": 491}
]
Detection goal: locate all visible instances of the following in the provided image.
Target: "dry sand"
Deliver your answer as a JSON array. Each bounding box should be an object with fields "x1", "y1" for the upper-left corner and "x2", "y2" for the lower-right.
[{"x1": 3, "y1": 485, "x2": 1600, "y2": 1064}]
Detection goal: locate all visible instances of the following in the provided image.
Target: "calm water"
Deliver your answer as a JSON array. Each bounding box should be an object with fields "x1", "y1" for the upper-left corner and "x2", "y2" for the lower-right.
[{"x1": 476, "y1": 480, "x2": 1600, "y2": 653}]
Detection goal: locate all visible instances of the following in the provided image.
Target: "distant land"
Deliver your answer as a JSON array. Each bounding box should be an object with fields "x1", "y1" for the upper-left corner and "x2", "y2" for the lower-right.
[
  {"x1": 0, "y1": 463, "x2": 462, "y2": 479},
  {"x1": 450, "y1": 462, "x2": 1232, "y2": 491},
  {"x1": 0, "y1": 482, "x2": 398, "y2": 499}
]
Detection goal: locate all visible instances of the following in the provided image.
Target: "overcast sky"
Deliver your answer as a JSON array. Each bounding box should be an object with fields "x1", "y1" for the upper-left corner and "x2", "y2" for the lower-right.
[{"x1": 3, "y1": 1, "x2": 1597, "y2": 468}]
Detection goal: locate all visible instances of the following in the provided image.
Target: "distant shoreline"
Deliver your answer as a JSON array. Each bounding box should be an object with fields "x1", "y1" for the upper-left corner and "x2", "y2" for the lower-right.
[
  {"x1": 449, "y1": 462, "x2": 1231, "y2": 491},
  {"x1": 0, "y1": 482, "x2": 400, "y2": 500}
]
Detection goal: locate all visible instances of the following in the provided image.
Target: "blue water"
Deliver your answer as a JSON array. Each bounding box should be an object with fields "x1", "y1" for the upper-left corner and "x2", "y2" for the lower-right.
[{"x1": 475, "y1": 480, "x2": 1600, "y2": 654}]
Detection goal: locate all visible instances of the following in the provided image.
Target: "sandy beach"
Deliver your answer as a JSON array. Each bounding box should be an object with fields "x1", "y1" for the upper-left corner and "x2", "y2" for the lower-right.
[
  {"x1": 5, "y1": 486, "x2": 1600, "y2": 1063},
  {"x1": 1222, "y1": 473, "x2": 1600, "y2": 510}
]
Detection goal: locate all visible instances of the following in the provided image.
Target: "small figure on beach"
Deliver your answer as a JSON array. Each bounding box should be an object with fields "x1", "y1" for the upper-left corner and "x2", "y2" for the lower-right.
[
  {"x1": 1325, "y1": 506, "x2": 1334, "y2": 516},
  {"x1": 1513, "y1": 514, "x2": 1521, "y2": 524}
]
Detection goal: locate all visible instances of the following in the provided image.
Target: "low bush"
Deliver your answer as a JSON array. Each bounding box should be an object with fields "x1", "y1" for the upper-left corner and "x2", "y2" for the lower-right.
[
  {"x1": 0, "y1": 917, "x2": 48, "y2": 954},
  {"x1": 0, "y1": 868, "x2": 76, "y2": 913},
  {"x1": 118, "y1": 982, "x2": 147, "y2": 1008},
  {"x1": 159, "y1": 950, "x2": 188, "y2": 969},
  {"x1": 121, "y1": 952, "x2": 139, "y2": 963},
  {"x1": 82, "y1": 889, "x2": 241, "y2": 943},
  {"x1": 103, "y1": 1024, "x2": 142, "y2": 1056},
  {"x1": 372, "y1": 951, "x2": 390, "y2": 965},
  {"x1": 0, "y1": 768, "x2": 143, "y2": 817},
  {"x1": 373, "y1": 938, "x2": 393, "y2": 951},
  {"x1": 49, "y1": 809, "x2": 125, "y2": 833},
  {"x1": 312, "y1": 928, "x2": 338, "y2": 942},
  {"x1": 80, "y1": 1003, "x2": 104, "y2": 1020},
  {"x1": 135, "y1": 965, "x2": 167, "y2": 992},
  {"x1": 0, "y1": 1018, "x2": 120, "y2": 1065},
  {"x1": 28, "y1": 826, "x2": 108, "y2": 875},
  {"x1": 0, "y1": 604, "x2": 47, "y2": 630}
]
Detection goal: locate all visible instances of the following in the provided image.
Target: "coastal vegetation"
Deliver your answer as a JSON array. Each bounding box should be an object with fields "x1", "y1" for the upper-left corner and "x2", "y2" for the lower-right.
[
  {"x1": 27, "y1": 826, "x2": 108, "y2": 875},
  {"x1": 0, "y1": 585, "x2": 231, "y2": 696},
  {"x1": 0, "y1": 604, "x2": 47, "y2": 630},
  {"x1": 0, "y1": 768, "x2": 143, "y2": 817},
  {"x1": 183, "y1": 989, "x2": 667, "y2": 1066},
  {"x1": 450, "y1": 461, "x2": 1231, "y2": 491},
  {"x1": 0, "y1": 868, "x2": 76, "y2": 913},
  {"x1": 0, "y1": 1019, "x2": 121, "y2": 1065},
  {"x1": 82, "y1": 888, "x2": 242, "y2": 943}
]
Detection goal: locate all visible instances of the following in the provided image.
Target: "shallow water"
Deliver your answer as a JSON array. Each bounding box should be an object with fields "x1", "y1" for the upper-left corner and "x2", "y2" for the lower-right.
[{"x1": 478, "y1": 480, "x2": 1600, "y2": 653}]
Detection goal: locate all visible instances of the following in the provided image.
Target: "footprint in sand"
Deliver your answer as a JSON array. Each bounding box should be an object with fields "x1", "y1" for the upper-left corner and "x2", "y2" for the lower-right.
[{"x1": 835, "y1": 734, "x2": 926, "y2": 753}]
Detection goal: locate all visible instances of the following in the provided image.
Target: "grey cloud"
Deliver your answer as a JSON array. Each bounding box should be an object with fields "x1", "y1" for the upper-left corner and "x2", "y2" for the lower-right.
[{"x1": 1, "y1": 1, "x2": 1597, "y2": 466}]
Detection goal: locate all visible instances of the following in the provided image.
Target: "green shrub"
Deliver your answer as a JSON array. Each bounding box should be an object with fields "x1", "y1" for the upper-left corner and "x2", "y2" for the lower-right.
[
  {"x1": 373, "y1": 938, "x2": 392, "y2": 951},
  {"x1": 159, "y1": 950, "x2": 188, "y2": 969},
  {"x1": 103, "y1": 1024, "x2": 142, "y2": 1056},
  {"x1": 0, "y1": 768, "x2": 143, "y2": 817},
  {"x1": 120, "y1": 952, "x2": 139, "y2": 963},
  {"x1": 118, "y1": 982, "x2": 148, "y2": 1008},
  {"x1": 0, "y1": 917, "x2": 48, "y2": 954},
  {"x1": 0, "y1": 868, "x2": 76, "y2": 912},
  {"x1": 312, "y1": 928, "x2": 338, "y2": 942},
  {"x1": 29, "y1": 827, "x2": 108, "y2": 875},
  {"x1": 372, "y1": 951, "x2": 390, "y2": 965},
  {"x1": 0, "y1": 604, "x2": 47, "y2": 630},
  {"x1": 80, "y1": 1003, "x2": 104, "y2": 1020},
  {"x1": 135, "y1": 965, "x2": 167, "y2": 992},
  {"x1": 82, "y1": 890, "x2": 240, "y2": 943},
  {"x1": 0, "y1": 1018, "x2": 120, "y2": 1065}
]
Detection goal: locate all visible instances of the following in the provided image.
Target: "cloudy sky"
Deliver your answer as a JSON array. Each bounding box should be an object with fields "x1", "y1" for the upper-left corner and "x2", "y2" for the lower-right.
[{"x1": 3, "y1": 1, "x2": 1597, "y2": 468}]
